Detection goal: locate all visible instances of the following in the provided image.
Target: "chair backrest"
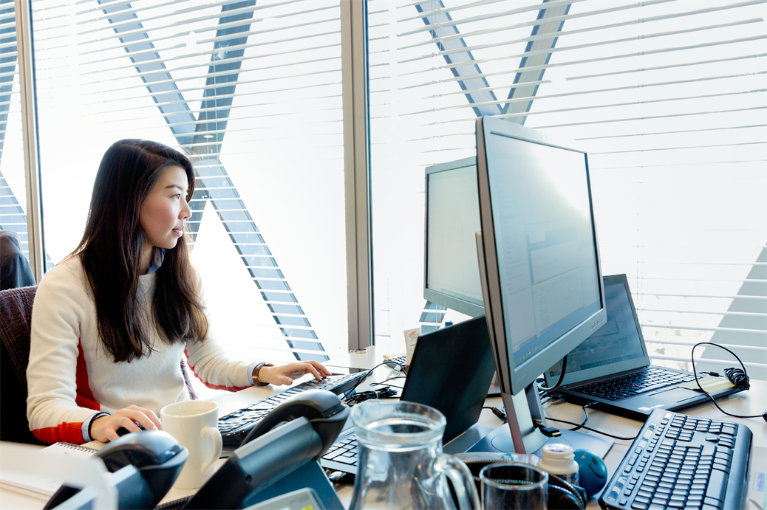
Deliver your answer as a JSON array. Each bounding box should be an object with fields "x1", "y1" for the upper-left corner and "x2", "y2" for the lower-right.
[{"x1": 0, "y1": 285, "x2": 42, "y2": 444}]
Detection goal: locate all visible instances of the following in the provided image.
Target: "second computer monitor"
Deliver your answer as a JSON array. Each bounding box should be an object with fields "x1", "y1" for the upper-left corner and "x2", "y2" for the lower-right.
[{"x1": 424, "y1": 157, "x2": 484, "y2": 317}]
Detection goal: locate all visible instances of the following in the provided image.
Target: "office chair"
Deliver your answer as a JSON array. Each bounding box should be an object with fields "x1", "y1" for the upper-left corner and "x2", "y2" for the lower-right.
[{"x1": 0, "y1": 285, "x2": 42, "y2": 444}]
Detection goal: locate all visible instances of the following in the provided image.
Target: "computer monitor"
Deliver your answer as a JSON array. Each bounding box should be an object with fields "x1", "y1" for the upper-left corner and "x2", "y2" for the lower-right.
[
  {"x1": 473, "y1": 116, "x2": 609, "y2": 456},
  {"x1": 423, "y1": 158, "x2": 484, "y2": 317}
]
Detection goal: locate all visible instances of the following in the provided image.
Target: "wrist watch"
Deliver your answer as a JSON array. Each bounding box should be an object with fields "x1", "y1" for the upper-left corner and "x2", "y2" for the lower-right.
[{"x1": 251, "y1": 362, "x2": 275, "y2": 386}]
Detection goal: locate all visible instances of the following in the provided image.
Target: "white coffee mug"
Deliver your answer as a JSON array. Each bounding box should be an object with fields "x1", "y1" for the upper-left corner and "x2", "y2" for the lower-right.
[{"x1": 160, "y1": 400, "x2": 223, "y2": 489}]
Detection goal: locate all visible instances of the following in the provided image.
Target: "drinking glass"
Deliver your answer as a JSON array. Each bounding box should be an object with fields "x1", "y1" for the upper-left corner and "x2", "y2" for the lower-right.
[{"x1": 479, "y1": 462, "x2": 548, "y2": 510}]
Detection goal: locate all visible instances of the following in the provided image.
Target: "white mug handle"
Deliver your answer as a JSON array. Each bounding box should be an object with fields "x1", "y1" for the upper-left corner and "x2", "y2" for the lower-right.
[{"x1": 200, "y1": 426, "x2": 223, "y2": 476}]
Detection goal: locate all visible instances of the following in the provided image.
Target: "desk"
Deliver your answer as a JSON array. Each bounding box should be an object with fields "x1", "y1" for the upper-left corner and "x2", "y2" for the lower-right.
[{"x1": 2, "y1": 378, "x2": 765, "y2": 509}]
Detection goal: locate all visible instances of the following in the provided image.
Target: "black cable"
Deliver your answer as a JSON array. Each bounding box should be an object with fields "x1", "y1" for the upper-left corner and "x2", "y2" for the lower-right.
[
  {"x1": 371, "y1": 375, "x2": 407, "y2": 386},
  {"x1": 538, "y1": 355, "x2": 568, "y2": 393},
  {"x1": 346, "y1": 387, "x2": 398, "y2": 405},
  {"x1": 340, "y1": 363, "x2": 408, "y2": 405},
  {"x1": 483, "y1": 406, "x2": 507, "y2": 422},
  {"x1": 540, "y1": 401, "x2": 637, "y2": 440},
  {"x1": 690, "y1": 342, "x2": 767, "y2": 422},
  {"x1": 538, "y1": 416, "x2": 639, "y2": 441},
  {"x1": 568, "y1": 402, "x2": 596, "y2": 432}
]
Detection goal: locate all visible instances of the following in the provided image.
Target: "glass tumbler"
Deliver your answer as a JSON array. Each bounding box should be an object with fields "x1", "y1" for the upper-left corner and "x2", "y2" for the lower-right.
[{"x1": 479, "y1": 461, "x2": 548, "y2": 510}]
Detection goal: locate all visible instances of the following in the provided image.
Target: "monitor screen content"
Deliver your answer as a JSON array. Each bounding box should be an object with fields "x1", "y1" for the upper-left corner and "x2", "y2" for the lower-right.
[
  {"x1": 424, "y1": 157, "x2": 484, "y2": 317},
  {"x1": 476, "y1": 116, "x2": 606, "y2": 397}
]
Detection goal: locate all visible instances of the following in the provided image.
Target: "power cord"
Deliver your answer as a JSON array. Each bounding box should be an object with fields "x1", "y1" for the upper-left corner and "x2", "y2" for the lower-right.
[
  {"x1": 340, "y1": 362, "x2": 406, "y2": 405},
  {"x1": 690, "y1": 342, "x2": 767, "y2": 423},
  {"x1": 539, "y1": 402, "x2": 638, "y2": 440},
  {"x1": 538, "y1": 355, "x2": 568, "y2": 395},
  {"x1": 539, "y1": 415, "x2": 639, "y2": 441},
  {"x1": 346, "y1": 387, "x2": 398, "y2": 405}
]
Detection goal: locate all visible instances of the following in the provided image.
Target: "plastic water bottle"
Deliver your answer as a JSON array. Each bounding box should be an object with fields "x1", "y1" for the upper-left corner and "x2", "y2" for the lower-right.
[{"x1": 539, "y1": 443, "x2": 580, "y2": 486}]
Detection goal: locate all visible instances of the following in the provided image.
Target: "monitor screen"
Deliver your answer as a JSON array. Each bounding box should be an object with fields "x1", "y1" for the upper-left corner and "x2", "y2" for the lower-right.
[
  {"x1": 476, "y1": 117, "x2": 606, "y2": 395},
  {"x1": 424, "y1": 157, "x2": 484, "y2": 317}
]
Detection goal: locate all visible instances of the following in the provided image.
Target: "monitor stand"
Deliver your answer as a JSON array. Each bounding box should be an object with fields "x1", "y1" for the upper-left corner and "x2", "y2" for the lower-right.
[{"x1": 469, "y1": 383, "x2": 613, "y2": 459}]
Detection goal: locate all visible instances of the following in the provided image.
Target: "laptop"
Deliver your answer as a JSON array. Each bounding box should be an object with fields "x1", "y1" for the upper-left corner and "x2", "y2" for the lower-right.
[
  {"x1": 320, "y1": 315, "x2": 496, "y2": 475},
  {"x1": 543, "y1": 274, "x2": 745, "y2": 420}
]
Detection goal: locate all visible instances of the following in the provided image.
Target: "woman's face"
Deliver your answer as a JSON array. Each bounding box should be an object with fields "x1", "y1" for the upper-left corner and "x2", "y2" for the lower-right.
[{"x1": 139, "y1": 165, "x2": 191, "y2": 254}]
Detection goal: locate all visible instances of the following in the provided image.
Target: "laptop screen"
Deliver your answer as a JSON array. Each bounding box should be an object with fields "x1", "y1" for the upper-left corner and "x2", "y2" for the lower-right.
[
  {"x1": 544, "y1": 274, "x2": 649, "y2": 386},
  {"x1": 401, "y1": 316, "x2": 495, "y2": 443}
]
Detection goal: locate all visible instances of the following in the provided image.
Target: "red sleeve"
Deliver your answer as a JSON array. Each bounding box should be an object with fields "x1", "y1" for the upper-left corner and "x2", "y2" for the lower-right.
[{"x1": 31, "y1": 421, "x2": 85, "y2": 445}]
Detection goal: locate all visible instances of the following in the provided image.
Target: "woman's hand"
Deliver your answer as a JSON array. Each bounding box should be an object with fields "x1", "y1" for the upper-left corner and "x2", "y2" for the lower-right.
[
  {"x1": 90, "y1": 405, "x2": 162, "y2": 442},
  {"x1": 259, "y1": 361, "x2": 332, "y2": 386}
]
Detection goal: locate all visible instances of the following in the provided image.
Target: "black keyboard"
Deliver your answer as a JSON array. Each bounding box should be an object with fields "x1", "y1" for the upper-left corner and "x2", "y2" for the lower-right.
[
  {"x1": 384, "y1": 354, "x2": 407, "y2": 366},
  {"x1": 575, "y1": 367, "x2": 695, "y2": 401},
  {"x1": 599, "y1": 409, "x2": 752, "y2": 510},
  {"x1": 320, "y1": 428, "x2": 359, "y2": 472},
  {"x1": 218, "y1": 372, "x2": 367, "y2": 447}
]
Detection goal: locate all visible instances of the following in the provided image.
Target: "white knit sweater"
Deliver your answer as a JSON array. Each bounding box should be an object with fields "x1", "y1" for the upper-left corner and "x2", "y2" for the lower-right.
[{"x1": 26, "y1": 255, "x2": 253, "y2": 444}]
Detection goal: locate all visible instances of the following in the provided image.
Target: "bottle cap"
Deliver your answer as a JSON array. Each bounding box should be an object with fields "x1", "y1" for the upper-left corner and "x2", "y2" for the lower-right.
[{"x1": 542, "y1": 443, "x2": 575, "y2": 459}]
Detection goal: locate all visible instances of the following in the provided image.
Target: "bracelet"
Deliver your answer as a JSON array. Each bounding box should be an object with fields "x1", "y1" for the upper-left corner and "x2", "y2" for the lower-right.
[
  {"x1": 251, "y1": 362, "x2": 274, "y2": 386},
  {"x1": 88, "y1": 412, "x2": 110, "y2": 439}
]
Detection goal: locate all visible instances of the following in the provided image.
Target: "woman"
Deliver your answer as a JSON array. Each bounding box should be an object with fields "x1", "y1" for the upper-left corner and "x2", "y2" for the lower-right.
[{"x1": 26, "y1": 139, "x2": 330, "y2": 444}]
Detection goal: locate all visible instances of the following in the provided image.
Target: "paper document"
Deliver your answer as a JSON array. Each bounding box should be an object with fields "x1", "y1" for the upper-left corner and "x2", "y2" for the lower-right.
[
  {"x1": 679, "y1": 375, "x2": 736, "y2": 393},
  {"x1": 0, "y1": 442, "x2": 98, "y2": 499}
]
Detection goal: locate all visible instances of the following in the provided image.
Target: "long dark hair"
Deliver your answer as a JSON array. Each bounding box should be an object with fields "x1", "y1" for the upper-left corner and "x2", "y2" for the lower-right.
[{"x1": 74, "y1": 139, "x2": 208, "y2": 362}]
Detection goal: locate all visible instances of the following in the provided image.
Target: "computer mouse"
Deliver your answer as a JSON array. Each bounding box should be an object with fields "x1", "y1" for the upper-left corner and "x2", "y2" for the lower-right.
[
  {"x1": 115, "y1": 423, "x2": 145, "y2": 436},
  {"x1": 573, "y1": 449, "x2": 607, "y2": 498}
]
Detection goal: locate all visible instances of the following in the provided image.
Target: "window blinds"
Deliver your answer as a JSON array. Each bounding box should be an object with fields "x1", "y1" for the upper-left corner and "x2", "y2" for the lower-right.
[
  {"x1": 368, "y1": 0, "x2": 766, "y2": 376},
  {"x1": 0, "y1": 1, "x2": 29, "y2": 256},
  {"x1": 30, "y1": 0, "x2": 346, "y2": 362}
]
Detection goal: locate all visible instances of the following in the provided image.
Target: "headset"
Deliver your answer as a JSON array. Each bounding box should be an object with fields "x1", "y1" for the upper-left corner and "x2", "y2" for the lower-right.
[{"x1": 691, "y1": 342, "x2": 767, "y2": 423}]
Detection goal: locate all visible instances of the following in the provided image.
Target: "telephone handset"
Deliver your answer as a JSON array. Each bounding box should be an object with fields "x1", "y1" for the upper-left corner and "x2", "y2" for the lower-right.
[
  {"x1": 240, "y1": 388, "x2": 349, "y2": 452},
  {"x1": 184, "y1": 389, "x2": 349, "y2": 509},
  {"x1": 44, "y1": 430, "x2": 188, "y2": 510}
]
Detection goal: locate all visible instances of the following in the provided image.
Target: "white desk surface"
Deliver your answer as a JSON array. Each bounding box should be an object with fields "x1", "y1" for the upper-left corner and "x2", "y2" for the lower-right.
[{"x1": 2, "y1": 372, "x2": 765, "y2": 509}]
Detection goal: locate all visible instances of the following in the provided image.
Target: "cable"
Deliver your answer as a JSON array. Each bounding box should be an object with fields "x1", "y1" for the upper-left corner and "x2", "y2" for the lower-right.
[
  {"x1": 346, "y1": 387, "x2": 398, "y2": 405},
  {"x1": 568, "y1": 402, "x2": 597, "y2": 432},
  {"x1": 538, "y1": 416, "x2": 639, "y2": 441},
  {"x1": 538, "y1": 355, "x2": 568, "y2": 394},
  {"x1": 539, "y1": 402, "x2": 637, "y2": 440},
  {"x1": 690, "y1": 342, "x2": 767, "y2": 422},
  {"x1": 483, "y1": 406, "x2": 507, "y2": 422},
  {"x1": 371, "y1": 375, "x2": 407, "y2": 386}
]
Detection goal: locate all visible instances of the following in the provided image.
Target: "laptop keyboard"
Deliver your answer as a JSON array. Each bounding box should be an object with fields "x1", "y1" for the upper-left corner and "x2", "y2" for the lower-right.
[{"x1": 573, "y1": 367, "x2": 695, "y2": 401}]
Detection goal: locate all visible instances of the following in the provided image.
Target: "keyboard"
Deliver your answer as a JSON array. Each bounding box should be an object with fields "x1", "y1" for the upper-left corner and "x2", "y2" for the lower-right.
[
  {"x1": 218, "y1": 372, "x2": 367, "y2": 447},
  {"x1": 574, "y1": 367, "x2": 695, "y2": 401},
  {"x1": 384, "y1": 354, "x2": 407, "y2": 366},
  {"x1": 320, "y1": 427, "x2": 359, "y2": 474},
  {"x1": 599, "y1": 409, "x2": 752, "y2": 510}
]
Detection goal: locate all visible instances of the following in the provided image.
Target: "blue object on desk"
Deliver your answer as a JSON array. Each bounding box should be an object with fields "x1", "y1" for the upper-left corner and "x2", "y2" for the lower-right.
[{"x1": 573, "y1": 449, "x2": 607, "y2": 498}]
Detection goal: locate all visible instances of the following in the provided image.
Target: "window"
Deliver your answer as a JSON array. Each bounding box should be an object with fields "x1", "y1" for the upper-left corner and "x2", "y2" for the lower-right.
[
  {"x1": 30, "y1": 0, "x2": 348, "y2": 374},
  {"x1": 368, "y1": 1, "x2": 766, "y2": 377},
  {"x1": 0, "y1": 2, "x2": 30, "y2": 258},
  {"x1": 10, "y1": 0, "x2": 766, "y2": 380}
]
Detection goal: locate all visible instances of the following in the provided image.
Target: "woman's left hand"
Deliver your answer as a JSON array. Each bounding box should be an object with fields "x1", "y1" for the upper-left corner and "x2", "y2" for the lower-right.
[{"x1": 258, "y1": 361, "x2": 332, "y2": 386}]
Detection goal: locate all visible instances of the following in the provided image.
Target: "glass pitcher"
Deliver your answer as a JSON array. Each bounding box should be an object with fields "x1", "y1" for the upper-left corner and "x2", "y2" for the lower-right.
[{"x1": 348, "y1": 400, "x2": 480, "y2": 510}]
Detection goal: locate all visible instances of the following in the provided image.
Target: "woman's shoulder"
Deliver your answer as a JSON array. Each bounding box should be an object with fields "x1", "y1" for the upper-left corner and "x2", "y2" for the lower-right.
[{"x1": 38, "y1": 255, "x2": 89, "y2": 294}]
